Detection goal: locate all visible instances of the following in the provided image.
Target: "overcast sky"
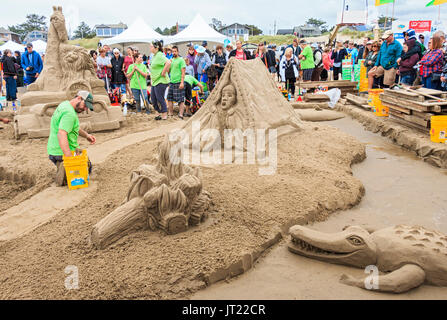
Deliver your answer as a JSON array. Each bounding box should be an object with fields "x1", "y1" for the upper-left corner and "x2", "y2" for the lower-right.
[{"x1": 2, "y1": 0, "x2": 445, "y2": 35}]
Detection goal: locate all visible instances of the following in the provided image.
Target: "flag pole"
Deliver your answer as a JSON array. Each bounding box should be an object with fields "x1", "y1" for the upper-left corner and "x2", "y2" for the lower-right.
[
  {"x1": 392, "y1": 0, "x2": 395, "y2": 23},
  {"x1": 439, "y1": 4, "x2": 441, "y2": 22}
]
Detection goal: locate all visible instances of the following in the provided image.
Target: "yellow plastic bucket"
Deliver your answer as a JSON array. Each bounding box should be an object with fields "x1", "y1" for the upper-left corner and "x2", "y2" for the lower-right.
[
  {"x1": 63, "y1": 150, "x2": 89, "y2": 190},
  {"x1": 368, "y1": 89, "x2": 388, "y2": 117},
  {"x1": 430, "y1": 115, "x2": 447, "y2": 143}
]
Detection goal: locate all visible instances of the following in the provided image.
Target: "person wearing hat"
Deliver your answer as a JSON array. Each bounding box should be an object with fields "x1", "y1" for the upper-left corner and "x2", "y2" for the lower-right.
[
  {"x1": 367, "y1": 30, "x2": 402, "y2": 89},
  {"x1": 47, "y1": 91, "x2": 96, "y2": 186},
  {"x1": 194, "y1": 46, "x2": 212, "y2": 84},
  {"x1": 21, "y1": 43, "x2": 43, "y2": 85},
  {"x1": 418, "y1": 34, "x2": 427, "y2": 53},
  {"x1": 298, "y1": 40, "x2": 315, "y2": 82}
]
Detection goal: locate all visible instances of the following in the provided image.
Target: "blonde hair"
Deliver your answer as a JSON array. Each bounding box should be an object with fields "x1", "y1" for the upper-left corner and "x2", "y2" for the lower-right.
[{"x1": 285, "y1": 47, "x2": 293, "y2": 57}]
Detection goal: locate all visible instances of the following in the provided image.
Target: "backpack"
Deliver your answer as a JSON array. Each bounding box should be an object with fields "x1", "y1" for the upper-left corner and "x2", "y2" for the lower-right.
[{"x1": 313, "y1": 49, "x2": 323, "y2": 68}]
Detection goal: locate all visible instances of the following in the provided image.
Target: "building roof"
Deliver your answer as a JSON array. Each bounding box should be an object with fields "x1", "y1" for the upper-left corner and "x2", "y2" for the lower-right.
[
  {"x1": 276, "y1": 29, "x2": 294, "y2": 35},
  {"x1": 219, "y1": 23, "x2": 249, "y2": 31},
  {"x1": 94, "y1": 23, "x2": 128, "y2": 29},
  {"x1": 0, "y1": 27, "x2": 18, "y2": 35}
]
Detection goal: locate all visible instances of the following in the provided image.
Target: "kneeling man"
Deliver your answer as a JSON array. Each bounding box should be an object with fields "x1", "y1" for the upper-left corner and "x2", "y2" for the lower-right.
[{"x1": 47, "y1": 91, "x2": 96, "y2": 186}]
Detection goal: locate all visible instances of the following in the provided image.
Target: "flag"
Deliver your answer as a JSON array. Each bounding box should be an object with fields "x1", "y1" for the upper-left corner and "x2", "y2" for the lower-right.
[
  {"x1": 375, "y1": 0, "x2": 394, "y2": 6},
  {"x1": 426, "y1": 0, "x2": 447, "y2": 6}
]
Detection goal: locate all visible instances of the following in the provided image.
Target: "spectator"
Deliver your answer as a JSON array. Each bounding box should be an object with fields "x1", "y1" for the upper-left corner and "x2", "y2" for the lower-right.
[
  {"x1": 311, "y1": 43, "x2": 323, "y2": 81},
  {"x1": 103, "y1": 45, "x2": 113, "y2": 58},
  {"x1": 397, "y1": 38, "x2": 421, "y2": 86},
  {"x1": 96, "y1": 48, "x2": 112, "y2": 91},
  {"x1": 265, "y1": 44, "x2": 278, "y2": 78},
  {"x1": 90, "y1": 50, "x2": 98, "y2": 68},
  {"x1": 123, "y1": 47, "x2": 135, "y2": 99},
  {"x1": 165, "y1": 47, "x2": 173, "y2": 60},
  {"x1": 346, "y1": 41, "x2": 358, "y2": 65},
  {"x1": 186, "y1": 45, "x2": 197, "y2": 78},
  {"x1": 195, "y1": 46, "x2": 212, "y2": 83},
  {"x1": 331, "y1": 41, "x2": 347, "y2": 80},
  {"x1": 185, "y1": 58, "x2": 195, "y2": 76},
  {"x1": 111, "y1": 48, "x2": 127, "y2": 94},
  {"x1": 283, "y1": 37, "x2": 301, "y2": 59},
  {"x1": 149, "y1": 40, "x2": 171, "y2": 120},
  {"x1": 1, "y1": 49, "x2": 18, "y2": 102},
  {"x1": 256, "y1": 42, "x2": 276, "y2": 75},
  {"x1": 212, "y1": 45, "x2": 227, "y2": 80},
  {"x1": 229, "y1": 40, "x2": 252, "y2": 60},
  {"x1": 279, "y1": 47, "x2": 299, "y2": 98},
  {"x1": 298, "y1": 40, "x2": 315, "y2": 82},
  {"x1": 202, "y1": 41, "x2": 212, "y2": 58},
  {"x1": 368, "y1": 30, "x2": 402, "y2": 89},
  {"x1": 13, "y1": 51, "x2": 24, "y2": 87},
  {"x1": 418, "y1": 34, "x2": 427, "y2": 53},
  {"x1": 362, "y1": 40, "x2": 372, "y2": 60},
  {"x1": 167, "y1": 46, "x2": 186, "y2": 119},
  {"x1": 357, "y1": 37, "x2": 371, "y2": 63},
  {"x1": 225, "y1": 44, "x2": 233, "y2": 60},
  {"x1": 321, "y1": 47, "x2": 333, "y2": 81},
  {"x1": 21, "y1": 43, "x2": 43, "y2": 85},
  {"x1": 127, "y1": 53, "x2": 150, "y2": 114},
  {"x1": 364, "y1": 41, "x2": 379, "y2": 74},
  {"x1": 420, "y1": 36, "x2": 444, "y2": 90}
]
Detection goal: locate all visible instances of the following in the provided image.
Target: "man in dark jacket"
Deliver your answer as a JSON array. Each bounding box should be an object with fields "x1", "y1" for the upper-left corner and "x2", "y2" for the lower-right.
[
  {"x1": 21, "y1": 43, "x2": 43, "y2": 85},
  {"x1": 331, "y1": 41, "x2": 348, "y2": 80},
  {"x1": 356, "y1": 37, "x2": 371, "y2": 64}
]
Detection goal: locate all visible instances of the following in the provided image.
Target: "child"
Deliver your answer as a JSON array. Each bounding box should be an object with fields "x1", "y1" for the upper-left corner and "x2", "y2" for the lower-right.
[{"x1": 185, "y1": 58, "x2": 194, "y2": 76}]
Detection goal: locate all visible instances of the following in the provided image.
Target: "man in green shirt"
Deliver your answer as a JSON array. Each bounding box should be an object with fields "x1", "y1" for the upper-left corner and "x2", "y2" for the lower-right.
[
  {"x1": 298, "y1": 40, "x2": 315, "y2": 82},
  {"x1": 184, "y1": 74, "x2": 204, "y2": 117},
  {"x1": 47, "y1": 91, "x2": 96, "y2": 186},
  {"x1": 127, "y1": 53, "x2": 150, "y2": 114},
  {"x1": 167, "y1": 46, "x2": 186, "y2": 119}
]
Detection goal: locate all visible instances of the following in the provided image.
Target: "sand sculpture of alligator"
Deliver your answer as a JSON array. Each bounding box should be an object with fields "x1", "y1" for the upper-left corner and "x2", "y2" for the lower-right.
[
  {"x1": 288, "y1": 225, "x2": 447, "y2": 293},
  {"x1": 14, "y1": 6, "x2": 123, "y2": 139},
  {"x1": 90, "y1": 135, "x2": 212, "y2": 249}
]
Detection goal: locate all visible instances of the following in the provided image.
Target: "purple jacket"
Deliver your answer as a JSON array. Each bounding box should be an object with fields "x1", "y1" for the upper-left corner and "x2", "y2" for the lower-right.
[
  {"x1": 399, "y1": 39, "x2": 420, "y2": 75},
  {"x1": 186, "y1": 53, "x2": 197, "y2": 75}
]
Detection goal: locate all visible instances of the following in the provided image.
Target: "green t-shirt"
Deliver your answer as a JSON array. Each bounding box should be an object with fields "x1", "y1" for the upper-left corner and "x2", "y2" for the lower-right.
[
  {"x1": 170, "y1": 57, "x2": 186, "y2": 84},
  {"x1": 150, "y1": 51, "x2": 170, "y2": 86},
  {"x1": 47, "y1": 101, "x2": 80, "y2": 156},
  {"x1": 184, "y1": 75, "x2": 199, "y2": 87},
  {"x1": 128, "y1": 63, "x2": 148, "y2": 90},
  {"x1": 300, "y1": 46, "x2": 315, "y2": 70}
]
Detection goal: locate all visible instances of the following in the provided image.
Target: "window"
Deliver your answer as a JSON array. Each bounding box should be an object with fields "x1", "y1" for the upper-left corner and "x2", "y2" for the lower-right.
[
  {"x1": 117, "y1": 28, "x2": 123, "y2": 34},
  {"x1": 111, "y1": 28, "x2": 117, "y2": 36},
  {"x1": 103, "y1": 28, "x2": 111, "y2": 36},
  {"x1": 97, "y1": 28, "x2": 103, "y2": 36}
]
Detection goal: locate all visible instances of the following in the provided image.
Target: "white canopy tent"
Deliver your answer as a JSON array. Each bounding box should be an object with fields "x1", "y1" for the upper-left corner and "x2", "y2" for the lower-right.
[
  {"x1": 165, "y1": 14, "x2": 228, "y2": 45},
  {"x1": 101, "y1": 17, "x2": 163, "y2": 46},
  {"x1": 32, "y1": 40, "x2": 47, "y2": 54},
  {"x1": 0, "y1": 40, "x2": 25, "y2": 53}
]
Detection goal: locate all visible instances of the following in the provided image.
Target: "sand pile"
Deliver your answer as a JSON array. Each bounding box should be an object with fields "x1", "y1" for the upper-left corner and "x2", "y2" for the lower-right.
[{"x1": 0, "y1": 121, "x2": 365, "y2": 299}]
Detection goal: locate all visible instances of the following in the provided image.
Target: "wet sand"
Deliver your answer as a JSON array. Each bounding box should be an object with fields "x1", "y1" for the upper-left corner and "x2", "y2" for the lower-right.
[{"x1": 192, "y1": 116, "x2": 447, "y2": 300}]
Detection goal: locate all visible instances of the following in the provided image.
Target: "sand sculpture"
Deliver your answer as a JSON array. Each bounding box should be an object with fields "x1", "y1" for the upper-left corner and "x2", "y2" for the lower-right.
[
  {"x1": 181, "y1": 58, "x2": 303, "y2": 149},
  {"x1": 14, "y1": 6, "x2": 123, "y2": 139},
  {"x1": 288, "y1": 225, "x2": 447, "y2": 293},
  {"x1": 91, "y1": 135, "x2": 212, "y2": 249}
]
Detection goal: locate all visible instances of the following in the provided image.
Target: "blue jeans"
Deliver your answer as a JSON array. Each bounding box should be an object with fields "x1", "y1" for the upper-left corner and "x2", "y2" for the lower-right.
[
  {"x1": 112, "y1": 83, "x2": 126, "y2": 94},
  {"x1": 131, "y1": 88, "x2": 150, "y2": 113},
  {"x1": 422, "y1": 76, "x2": 441, "y2": 90},
  {"x1": 400, "y1": 74, "x2": 415, "y2": 86},
  {"x1": 24, "y1": 73, "x2": 37, "y2": 85},
  {"x1": 5, "y1": 76, "x2": 17, "y2": 100}
]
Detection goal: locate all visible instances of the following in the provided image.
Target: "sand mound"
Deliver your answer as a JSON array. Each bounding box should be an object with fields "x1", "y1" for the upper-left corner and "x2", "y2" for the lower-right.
[{"x1": 0, "y1": 121, "x2": 365, "y2": 299}]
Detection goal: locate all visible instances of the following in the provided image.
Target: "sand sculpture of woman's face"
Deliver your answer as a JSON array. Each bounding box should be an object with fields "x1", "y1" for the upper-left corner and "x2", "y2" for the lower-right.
[{"x1": 221, "y1": 85, "x2": 236, "y2": 111}]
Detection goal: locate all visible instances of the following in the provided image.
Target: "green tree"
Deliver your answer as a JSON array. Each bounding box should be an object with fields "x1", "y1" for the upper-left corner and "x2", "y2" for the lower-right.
[
  {"x1": 306, "y1": 18, "x2": 328, "y2": 33},
  {"x1": 378, "y1": 15, "x2": 397, "y2": 28},
  {"x1": 245, "y1": 24, "x2": 262, "y2": 36},
  {"x1": 9, "y1": 14, "x2": 48, "y2": 42},
  {"x1": 73, "y1": 22, "x2": 95, "y2": 39},
  {"x1": 211, "y1": 18, "x2": 224, "y2": 31},
  {"x1": 155, "y1": 27, "x2": 163, "y2": 34}
]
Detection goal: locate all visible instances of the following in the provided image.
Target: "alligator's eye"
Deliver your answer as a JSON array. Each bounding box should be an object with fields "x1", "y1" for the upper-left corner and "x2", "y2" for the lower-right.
[{"x1": 348, "y1": 236, "x2": 364, "y2": 246}]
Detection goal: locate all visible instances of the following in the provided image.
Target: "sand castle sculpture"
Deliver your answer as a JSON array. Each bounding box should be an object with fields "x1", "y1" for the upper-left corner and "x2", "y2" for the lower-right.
[
  {"x1": 288, "y1": 225, "x2": 447, "y2": 293},
  {"x1": 181, "y1": 58, "x2": 303, "y2": 150},
  {"x1": 14, "y1": 6, "x2": 123, "y2": 139},
  {"x1": 91, "y1": 136, "x2": 212, "y2": 249}
]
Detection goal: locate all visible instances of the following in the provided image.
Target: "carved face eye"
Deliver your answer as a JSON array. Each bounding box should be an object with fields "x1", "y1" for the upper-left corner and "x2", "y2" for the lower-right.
[{"x1": 348, "y1": 236, "x2": 364, "y2": 246}]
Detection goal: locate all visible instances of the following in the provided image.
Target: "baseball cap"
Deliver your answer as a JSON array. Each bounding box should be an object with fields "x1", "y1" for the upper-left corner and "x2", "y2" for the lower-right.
[
  {"x1": 299, "y1": 39, "x2": 307, "y2": 44},
  {"x1": 311, "y1": 43, "x2": 319, "y2": 49},
  {"x1": 202, "y1": 41, "x2": 208, "y2": 46},
  {"x1": 382, "y1": 30, "x2": 393, "y2": 39},
  {"x1": 26, "y1": 43, "x2": 33, "y2": 48},
  {"x1": 197, "y1": 46, "x2": 206, "y2": 54},
  {"x1": 77, "y1": 91, "x2": 94, "y2": 111}
]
